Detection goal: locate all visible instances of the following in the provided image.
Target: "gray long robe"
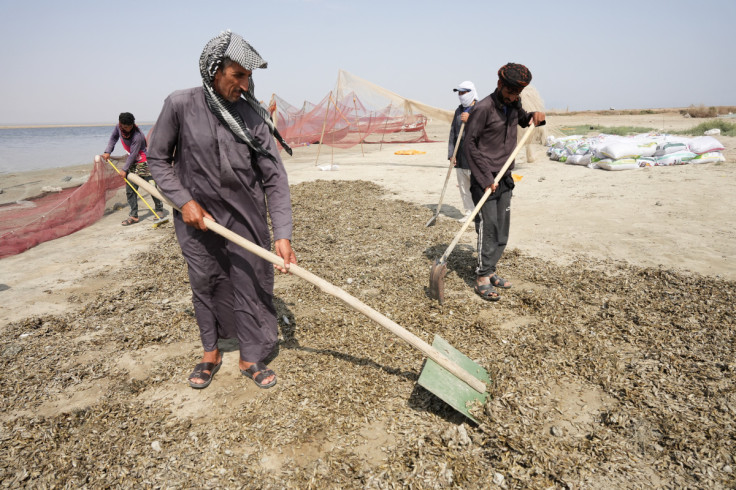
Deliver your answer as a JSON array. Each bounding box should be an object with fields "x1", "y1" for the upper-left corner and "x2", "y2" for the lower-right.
[{"x1": 147, "y1": 86, "x2": 292, "y2": 362}]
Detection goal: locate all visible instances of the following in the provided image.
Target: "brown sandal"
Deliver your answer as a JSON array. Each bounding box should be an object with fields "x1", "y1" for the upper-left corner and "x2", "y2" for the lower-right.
[
  {"x1": 121, "y1": 216, "x2": 139, "y2": 226},
  {"x1": 241, "y1": 362, "x2": 277, "y2": 389},
  {"x1": 490, "y1": 274, "x2": 512, "y2": 289},
  {"x1": 188, "y1": 361, "x2": 221, "y2": 389},
  {"x1": 474, "y1": 283, "x2": 500, "y2": 302}
]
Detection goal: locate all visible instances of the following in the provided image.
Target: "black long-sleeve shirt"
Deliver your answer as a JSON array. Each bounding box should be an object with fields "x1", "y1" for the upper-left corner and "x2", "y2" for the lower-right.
[
  {"x1": 448, "y1": 104, "x2": 474, "y2": 170},
  {"x1": 463, "y1": 90, "x2": 544, "y2": 189}
]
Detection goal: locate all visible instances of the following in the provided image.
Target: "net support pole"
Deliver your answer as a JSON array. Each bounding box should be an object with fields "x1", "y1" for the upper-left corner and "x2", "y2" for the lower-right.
[
  {"x1": 353, "y1": 95, "x2": 365, "y2": 157},
  {"x1": 315, "y1": 91, "x2": 332, "y2": 166},
  {"x1": 379, "y1": 102, "x2": 392, "y2": 152},
  {"x1": 330, "y1": 94, "x2": 337, "y2": 166}
]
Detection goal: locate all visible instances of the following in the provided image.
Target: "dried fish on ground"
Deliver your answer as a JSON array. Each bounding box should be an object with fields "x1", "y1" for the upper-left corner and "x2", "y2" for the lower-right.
[{"x1": 0, "y1": 180, "x2": 733, "y2": 488}]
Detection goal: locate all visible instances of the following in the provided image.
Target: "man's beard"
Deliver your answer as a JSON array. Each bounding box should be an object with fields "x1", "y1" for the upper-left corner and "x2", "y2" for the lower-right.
[{"x1": 496, "y1": 88, "x2": 520, "y2": 108}]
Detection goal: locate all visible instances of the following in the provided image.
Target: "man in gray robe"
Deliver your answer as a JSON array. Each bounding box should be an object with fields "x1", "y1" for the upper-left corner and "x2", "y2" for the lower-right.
[{"x1": 147, "y1": 31, "x2": 296, "y2": 390}]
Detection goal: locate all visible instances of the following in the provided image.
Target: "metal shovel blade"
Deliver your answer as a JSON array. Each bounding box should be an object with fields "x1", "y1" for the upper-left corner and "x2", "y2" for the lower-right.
[
  {"x1": 428, "y1": 259, "x2": 447, "y2": 304},
  {"x1": 418, "y1": 335, "x2": 490, "y2": 424}
]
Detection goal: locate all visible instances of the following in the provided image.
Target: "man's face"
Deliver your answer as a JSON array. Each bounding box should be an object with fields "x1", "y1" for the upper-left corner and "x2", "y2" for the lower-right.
[
  {"x1": 497, "y1": 80, "x2": 523, "y2": 105},
  {"x1": 120, "y1": 123, "x2": 134, "y2": 136},
  {"x1": 213, "y1": 62, "x2": 252, "y2": 103}
]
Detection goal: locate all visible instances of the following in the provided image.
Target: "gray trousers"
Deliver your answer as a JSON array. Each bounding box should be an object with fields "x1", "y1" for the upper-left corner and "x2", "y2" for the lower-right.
[
  {"x1": 126, "y1": 176, "x2": 164, "y2": 218},
  {"x1": 174, "y1": 214, "x2": 278, "y2": 363},
  {"x1": 471, "y1": 181, "x2": 512, "y2": 278},
  {"x1": 455, "y1": 168, "x2": 475, "y2": 215}
]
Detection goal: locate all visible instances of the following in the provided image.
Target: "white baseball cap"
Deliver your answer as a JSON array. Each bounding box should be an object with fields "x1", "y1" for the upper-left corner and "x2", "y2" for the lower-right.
[{"x1": 453, "y1": 81, "x2": 476, "y2": 93}]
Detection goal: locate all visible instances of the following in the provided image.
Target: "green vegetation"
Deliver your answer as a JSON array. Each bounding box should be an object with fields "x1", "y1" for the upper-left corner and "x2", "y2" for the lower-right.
[
  {"x1": 671, "y1": 120, "x2": 736, "y2": 137},
  {"x1": 558, "y1": 125, "x2": 656, "y2": 136},
  {"x1": 549, "y1": 109, "x2": 671, "y2": 116},
  {"x1": 556, "y1": 125, "x2": 592, "y2": 135},
  {"x1": 559, "y1": 120, "x2": 735, "y2": 137}
]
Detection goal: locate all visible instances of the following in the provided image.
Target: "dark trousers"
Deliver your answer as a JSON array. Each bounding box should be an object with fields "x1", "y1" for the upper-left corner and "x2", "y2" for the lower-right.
[
  {"x1": 126, "y1": 176, "x2": 164, "y2": 218},
  {"x1": 470, "y1": 176, "x2": 512, "y2": 277}
]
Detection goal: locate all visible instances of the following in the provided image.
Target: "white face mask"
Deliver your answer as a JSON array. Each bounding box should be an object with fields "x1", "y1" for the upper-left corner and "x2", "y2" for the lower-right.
[{"x1": 459, "y1": 92, "x2": 475, "y2": 108}]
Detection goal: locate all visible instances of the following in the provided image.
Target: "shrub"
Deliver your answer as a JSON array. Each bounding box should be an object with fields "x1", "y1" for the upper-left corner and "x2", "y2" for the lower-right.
[
  {"x1": 558, "y1": 125, "x2": 656, "y2": 136},
  {"x1": 681, "y1": 105, "x2": 736, "y2": 118},
  {"x1": 672, "y1": 120, "x2": 736, "y2": 137}
]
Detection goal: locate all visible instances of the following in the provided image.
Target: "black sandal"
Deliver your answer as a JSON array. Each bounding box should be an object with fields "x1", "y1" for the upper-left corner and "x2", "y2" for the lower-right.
[
  {"x1": 241, "y1": 362, "x2": 277, "y2": 389},
  {"x1": 188, "y1": 361, "x2": 221, "y2": 389},
  {"x1": 490, "y1": 274, "x2": 512, "y2": 289},
  {"x1": 474, "y1": 283, "x2": 500, "y2": 302}
]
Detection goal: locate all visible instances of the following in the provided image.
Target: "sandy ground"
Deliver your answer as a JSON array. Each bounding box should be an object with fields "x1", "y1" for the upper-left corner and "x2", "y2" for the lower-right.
[
  {"x1": 1, "y1": 111, "x2": 734, "y2": 326},
  {"x1": 0, "y1": 110, "x2": 734, "y2": 486}
]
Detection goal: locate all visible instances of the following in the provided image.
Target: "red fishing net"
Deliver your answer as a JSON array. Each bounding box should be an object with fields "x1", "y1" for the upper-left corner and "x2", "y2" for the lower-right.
[
  {"x1": 269, "y1": 70, "x2": 453, "y2": 150},
  {"x1": 0, "y1": 156, "x2": 124, "y2": 258},
  {"x1": 271, "y1": 91, "x2": 432, "y2": 149}
]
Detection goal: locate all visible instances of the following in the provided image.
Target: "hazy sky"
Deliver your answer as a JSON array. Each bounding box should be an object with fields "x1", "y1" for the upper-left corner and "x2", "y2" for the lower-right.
[{"x1": 1, "y1": 0, "x2": 733, "y2": 125}]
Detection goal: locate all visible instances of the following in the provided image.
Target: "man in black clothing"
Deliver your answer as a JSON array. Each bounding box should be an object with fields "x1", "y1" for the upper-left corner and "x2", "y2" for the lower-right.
[{"x1": 463, "y1": 63, "x2": 546, "y2": 301}]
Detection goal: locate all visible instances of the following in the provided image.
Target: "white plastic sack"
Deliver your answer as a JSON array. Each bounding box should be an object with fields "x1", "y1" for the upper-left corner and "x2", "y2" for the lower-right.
[
  {"x1": 637, "y1": 157, "x2": 657, "y2": 167},
  {"x1": 690, "y1": 151, "x2": 725, "y2": 164},
  {"x1": 597, "y1": 158, "x2": 639, "y2": 171},
  {"x1": 688, "y1": 136, "x2": 725, "y2": 154},
  {"x1": 548, "y1": 148, "x2": 566, "y2": 161},
  {"x1": 636, "y1": 142, "x2": 658, "y2": 157},
  {"x1": 600, "y1": 141, "x2": 656, "y2": 160},
  {"x1": 654, "y1": 142, "x2": 688, "y2": 156},
  {"x1": 655, "y1": 151, "x2": 697, "y2": 166},
  {"x1": 551, "y1": 135, "x2": 583, "y2": 149},
  {"x1": 567, "y1": 154, "x2": 592, "y2": 166}
]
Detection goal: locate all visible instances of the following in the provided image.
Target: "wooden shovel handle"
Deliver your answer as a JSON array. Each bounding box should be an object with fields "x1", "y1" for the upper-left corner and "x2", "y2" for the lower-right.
[
  {"x1": 438, "y1": 124, "x2": 535, "y2": 265},
  {"x1": 126, "y1": 172, "x2": 487, "y2": 393},
  {"x1": 434, "y1": 123, "x2": 465, "y2": 212}
]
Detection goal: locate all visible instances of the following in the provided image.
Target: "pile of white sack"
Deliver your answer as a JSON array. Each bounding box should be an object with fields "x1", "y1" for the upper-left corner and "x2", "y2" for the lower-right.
[{"x1": 546, "y1": 133, "x2": 726, "y2": 170}]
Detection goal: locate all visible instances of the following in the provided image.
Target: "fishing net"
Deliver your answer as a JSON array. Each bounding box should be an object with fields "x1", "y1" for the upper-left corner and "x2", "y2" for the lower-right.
[
  {"x1": 0, "y1": 155, "x2": 124, "y2": 258},
  {"x1": 269, "y1": 70, "x2": 453, "y2": 150}
]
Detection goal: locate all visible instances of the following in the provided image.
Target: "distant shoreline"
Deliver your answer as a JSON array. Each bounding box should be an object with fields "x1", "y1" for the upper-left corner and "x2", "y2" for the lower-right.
[{"x1": 0, "y1": 123, "x2": 155, "y2": 130}]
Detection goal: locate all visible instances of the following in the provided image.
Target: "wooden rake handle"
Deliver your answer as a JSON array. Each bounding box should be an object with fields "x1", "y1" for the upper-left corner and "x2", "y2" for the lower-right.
[
  {"x1": 435, "y1": 122, "x2": 465, "y2": 212},
  {"x1": 104, "y1": 158, "x2": 162, "y2": 220},
  {"x1": 127, "y1": 173, "x2": 487, "y2": 393},
  {"x1": 437, "y1": 124, "x2": 535, "y2": 265}
]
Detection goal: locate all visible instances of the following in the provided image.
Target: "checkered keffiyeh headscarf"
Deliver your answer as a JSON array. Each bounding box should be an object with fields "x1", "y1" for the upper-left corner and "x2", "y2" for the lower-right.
[
  {"x1": 498, "y1": 63, "x2": 532, "y2": 88},
  {"x1": 199, "y1": 30, "x2": 292, "y2": 169}
]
